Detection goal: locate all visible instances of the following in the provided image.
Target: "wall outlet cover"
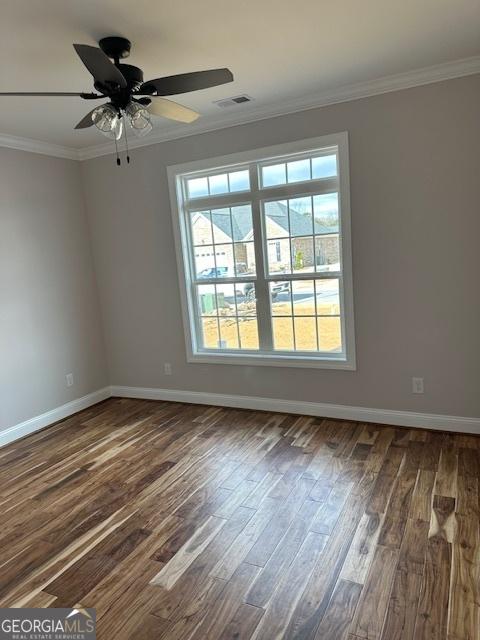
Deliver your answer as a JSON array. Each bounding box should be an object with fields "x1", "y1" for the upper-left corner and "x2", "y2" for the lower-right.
[{"x1": 412, "y1": 377, "x2": 424, "y2": 394}]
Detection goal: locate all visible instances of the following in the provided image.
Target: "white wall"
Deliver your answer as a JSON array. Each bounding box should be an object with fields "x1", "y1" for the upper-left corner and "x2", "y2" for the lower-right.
[
  {"x1": 81, "y1": 74, "x2": 480, "y2": 419},
  {"x1": 0, "y1": 148, "x2": 108, "y2": 433}
]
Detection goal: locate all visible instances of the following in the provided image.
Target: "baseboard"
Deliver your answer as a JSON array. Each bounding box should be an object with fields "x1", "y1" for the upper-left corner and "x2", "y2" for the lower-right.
[
  {"x1": 110, "y1": 385, "x2": 480, "y2": 435},
  {"x1": 0, "y1": 387, "x2": 111, "y2": 448},
  {"x1": 2, "y1": 385, "x2": 478, "y2": 448}
]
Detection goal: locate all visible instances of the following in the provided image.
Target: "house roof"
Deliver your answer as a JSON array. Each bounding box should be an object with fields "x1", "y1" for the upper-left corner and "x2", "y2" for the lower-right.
[
  {"x1": 266, "y1": 201, "x2": 339, "y2": 236},
  {"x1": 196, "y1": 202, "x2": 338, "y2": 241},
  {"x1": 210, "y1": 207, "x2": 253, "y2": 242}
]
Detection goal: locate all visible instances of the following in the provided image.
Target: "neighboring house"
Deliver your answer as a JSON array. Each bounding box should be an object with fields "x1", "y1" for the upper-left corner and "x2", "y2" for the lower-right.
[{"x1": 192, "y1": 201, "x2": 339, "y2": 274}]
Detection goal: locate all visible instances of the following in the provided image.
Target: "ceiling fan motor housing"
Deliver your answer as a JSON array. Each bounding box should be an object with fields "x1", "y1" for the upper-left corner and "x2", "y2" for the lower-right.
[
  {"x1": 117, "y1": 64, "x2": 144, "y2": 90},
  {"x1": 93, "y1": 62, "x2": 144, "y2": 108},
  {"x1": 96, "y1": 38, "x2": 145, "y2": 107},
  {"x1": 99, "y1": 37, "x2": 132, "y2": 61}
]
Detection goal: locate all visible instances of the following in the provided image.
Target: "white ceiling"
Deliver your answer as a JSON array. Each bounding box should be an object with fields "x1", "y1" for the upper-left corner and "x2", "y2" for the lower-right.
[{"x1": 1, "y1": 0, "x2": 479, "y2": 150}]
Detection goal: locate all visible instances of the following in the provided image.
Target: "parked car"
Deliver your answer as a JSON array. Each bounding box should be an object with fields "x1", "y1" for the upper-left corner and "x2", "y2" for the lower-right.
[
  {"x1": 270, "y1": 281, "x2": 290, "y2": 300},
  {"x1": 198, "y1": 267, "x2": 289, "y2": 301},
  {"x1": 243, "y1": 281, "x2": 290, "y2": 300},
  {"x1": 197, "y1": 266, "x2": 229, "y2": 279},
  {"x1": 198, "y1": 266, "x2": 245, "y2": 298}
]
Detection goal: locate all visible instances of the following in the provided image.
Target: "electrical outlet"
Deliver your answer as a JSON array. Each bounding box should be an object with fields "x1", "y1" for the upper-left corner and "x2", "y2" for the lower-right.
[
  {"x1": 66, "y1": 373, "x2": 74, "y2": 387},
  {"x1": 164, "y1": 363, "x2": 172, "y2": 375},
  {"x1": 412, "y1": 377, "x2": 424, "y2": 394}
]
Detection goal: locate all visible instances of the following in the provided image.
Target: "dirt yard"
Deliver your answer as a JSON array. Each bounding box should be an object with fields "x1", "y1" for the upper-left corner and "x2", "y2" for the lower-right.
[{"x1": 201, "y1": 298, "x2": 341, "y2": 351}]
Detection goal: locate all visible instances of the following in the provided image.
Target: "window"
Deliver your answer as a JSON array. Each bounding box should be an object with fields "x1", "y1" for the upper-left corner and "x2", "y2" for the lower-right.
[{"x1": 168, "y1": 132, "x2": 355, "y2": 369}]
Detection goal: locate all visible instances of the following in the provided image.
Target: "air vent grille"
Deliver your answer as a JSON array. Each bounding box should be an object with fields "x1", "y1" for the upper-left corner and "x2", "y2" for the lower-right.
[{"x1": 214, "y1": 95, "x2": 254, "y2": 108}]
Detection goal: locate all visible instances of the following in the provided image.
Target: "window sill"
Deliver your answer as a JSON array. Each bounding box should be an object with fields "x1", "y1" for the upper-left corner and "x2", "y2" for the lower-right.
[{"x1": 187, "y1": 350, "x2": 356, "y2": 370}]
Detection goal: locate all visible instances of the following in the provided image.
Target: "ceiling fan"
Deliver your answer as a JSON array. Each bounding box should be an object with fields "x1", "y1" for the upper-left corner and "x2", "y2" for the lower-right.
[{"x1": 0, "y1": 36, "x2": 234, "y2": 163}]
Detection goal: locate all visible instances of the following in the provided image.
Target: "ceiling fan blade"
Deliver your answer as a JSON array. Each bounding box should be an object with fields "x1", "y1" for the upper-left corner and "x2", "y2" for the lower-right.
[
  {"x1": 0, "y1": 92, "x2": 97, "y2": 97},
  {"x1": 148, "y1": 98, "x2": 200, "y2": 123},
  {"x1": 139, "y1": 68, "x2": 233, "y2": 96},
  {"x1": 74, "y1": 107, "x2": 99, "y2": 129},
  {"x1": 73, "y1": 44, "x2": 127, "y2": 89}
]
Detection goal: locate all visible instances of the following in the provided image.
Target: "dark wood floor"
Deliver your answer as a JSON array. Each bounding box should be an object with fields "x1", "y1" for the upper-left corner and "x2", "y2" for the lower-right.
[{"x1": 0, "y1": 398, "x2": 479, "y2": 639}]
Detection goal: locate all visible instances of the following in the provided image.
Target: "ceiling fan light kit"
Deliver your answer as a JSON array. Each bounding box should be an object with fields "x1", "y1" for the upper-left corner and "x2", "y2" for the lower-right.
[
  {"x1": 125, "y1": 102, "x2": 153, "y2": 135},
  {"x1": 91, "y1": 103, "x2": 123, "y2": 140},
  {"x1": 0, "y1": 35, "x2": 234, "y2": 166}
]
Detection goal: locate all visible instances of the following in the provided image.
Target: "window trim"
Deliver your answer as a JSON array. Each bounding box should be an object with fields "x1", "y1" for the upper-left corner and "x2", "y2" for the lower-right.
[{"x1": 167, "y1": 132, "x2": 356, "y2": 370}]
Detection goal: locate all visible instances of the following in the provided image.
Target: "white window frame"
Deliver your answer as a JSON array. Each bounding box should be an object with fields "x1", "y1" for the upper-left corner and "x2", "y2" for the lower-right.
[{"x1": 167, "y1": 132, "x2": 356, "y2": 370}]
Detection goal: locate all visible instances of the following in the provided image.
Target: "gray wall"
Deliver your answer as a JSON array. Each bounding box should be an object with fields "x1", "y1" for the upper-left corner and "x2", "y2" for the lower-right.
[
  {"x1": 81, "y1": 74, "x2": 479, "y2": 418},
  {"x1": 0, "y1": 148, "x2": 108, "y2": 431}
]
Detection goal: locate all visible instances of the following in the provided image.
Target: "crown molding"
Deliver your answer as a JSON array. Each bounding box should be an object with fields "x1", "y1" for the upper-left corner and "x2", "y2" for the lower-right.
[
  {"x1": 1, "y1": 56, "x2": 479, "y2": 162},
  {"x1": 0, "y1": 131, "x2": 78, "y2": 160},
  {"x1": 76, "y1": 55, "x2": 480, "y2": 161}
]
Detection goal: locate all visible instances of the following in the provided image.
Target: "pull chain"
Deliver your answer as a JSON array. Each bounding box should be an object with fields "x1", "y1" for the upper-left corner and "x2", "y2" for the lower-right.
[
  {"x1": 123, "y1": 115, "x2": 130, "y2": 164},
  {"x1": 114, "y1": 133, "x2": 121, "y2": 166}
]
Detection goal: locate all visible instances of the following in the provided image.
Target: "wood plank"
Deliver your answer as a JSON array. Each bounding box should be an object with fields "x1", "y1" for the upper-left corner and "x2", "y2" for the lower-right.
[
  {"x1": 340, "y1": 512, "x2": 384, "y2": 584},
  {"x1": 349, "y1": 545, "x2": 399, "y2": 639},
  {"x1": 221, "y1": 463, "x2": 256, "y2": 490},
  {"x1": 284, "y1": 492, "x2": 371, "y2": 639},
  {"x1": 245, "y1": 498, "x2": 320, "y2": 607},
  {"x1": 241, "y1": 472, "x2": 282, "y2": 509},
  {"x1": 151, "y1": 516, "x2": 207, "y2": 563},
  {"x1": 217, "y1": 603, "x2": 264, "y2": 640},
  {"x1": 309, "y1": 476, "x2": 335, "y2": 502},
  {"x1": 413, "y1": 536, "x2": 451, "y2": 639},
  {"x1": 456, "y1": 472, "x2": 478, "y2": 518},
  {"x1": 419, "y1": 432, "x2": 442, "y2": 472},
  {"x1": 434, "y1": 447, "x2": 458, "y2": 498},
  {"x1": 154, "y1": 576, "x2": 225, "y2": 639},
  {"x1": 150, "y1": 506, "x2": 254, "y2": 622},
  {"x1": 457, "y1": 447, "x2": 479, "y2": 478},
  {"x1": 314, "y1": 579, "x2": 363, "y2": 640},
  {"x1": 213, "y1": 479, "x2": 258, "y2": 518},
  {"x1": 310, "y1": 481, "x2": 354, "y2": 535},
  {"x1": 250, "y1": 532, "x2": 328, "y2": 640},
  {"x1": 366, "y1": 472, "x2": 397, "y2": 515},
  {"x1": 189, "y1": 563, "x2": 261, "y2": 640},
  {"x1": 150, "y1": 516, "x2": 227, "y2": 589},
  {"x1": 210, "y1": 498, "x2": 277, "y2": 581},
  {"x1": 357, "y1": 424, "x2": 379, "y2": 446},
  {"x1": 447, "y1": 505, "x2": 479, "y2": 640},
  {"x1": 363, "y1": 428, "x2": 396, "y2": 474},
  {"x1": 22, "y1": 590, "x2": 57, "y2": 608},
  {"x1": 351, "y1": 443, "x2": 373, "y2": 461},
  {"x1": 397, "y1": 517, "x2": 429, "y2": 575},
  {"x1": 409, "y1": 469, "x2": 435, "y2": 521},
  {"x1": 94, "y1": 560, "x2": 168, "y2": 639},
  {"x1": 428, "y1": 495, "x2": 456, "y2": 543},
  {"x1": 125, "y1": 614, "x2": 171, "y2": 640},
  {"x1": 380, "y1": 569, "x2": 423, "y2": 640},
  {"x1": 378, "y1": 470, "x2": 418, "y2": 548},
  {"x1": 244, "y1": 477, "x2": 315, "y2": 567}
]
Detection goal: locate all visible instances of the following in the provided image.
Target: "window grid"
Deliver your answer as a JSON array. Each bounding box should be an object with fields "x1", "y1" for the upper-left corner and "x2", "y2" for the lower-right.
[
  {"x1": 259, "y1": 150, "x2": 338, "y2": 189},
  {"x1": 263, "y1": 194, "x2": 340, "y2": 276},
  {"x1": 187, "y1": 168, "x2": 251, "y2": 199},
  {"x1": 269, "y1": 279, "x2": 341, "y2": 352},
  {"x1": 188, "y1": 205, "x2": 255, "y2": 281},
  {"x1": 185, "y1": 157, "x2": 343, "y2": 354},
  {"x1": 196, "y1": 282, "x2": 259, "y2": 351}
]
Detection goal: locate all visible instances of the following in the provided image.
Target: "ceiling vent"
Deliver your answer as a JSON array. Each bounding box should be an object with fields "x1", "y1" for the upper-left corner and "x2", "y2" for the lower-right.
[{"x1": 214, "y1": 95, "x2": 254, "y2": 108}]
